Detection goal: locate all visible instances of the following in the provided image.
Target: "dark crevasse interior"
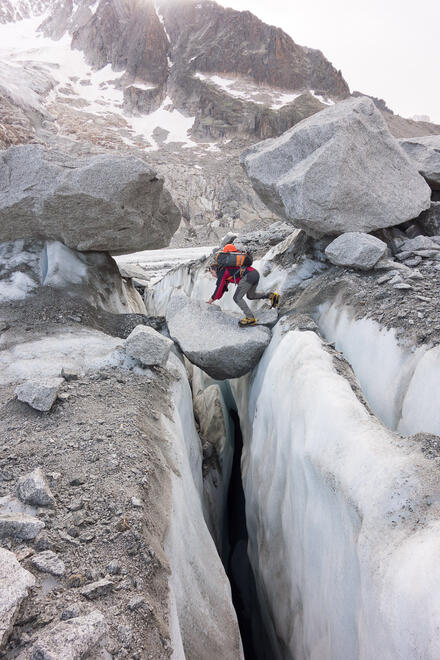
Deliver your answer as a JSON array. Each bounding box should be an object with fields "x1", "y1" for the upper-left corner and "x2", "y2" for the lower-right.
[{"x1": 225, "y1": 410, "x2": 274, "y2": 660}]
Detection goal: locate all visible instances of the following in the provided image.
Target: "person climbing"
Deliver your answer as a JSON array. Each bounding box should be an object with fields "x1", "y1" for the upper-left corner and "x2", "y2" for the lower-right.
[{"x1": 207, "y1": 243, "x2": 279, "y2": 326}]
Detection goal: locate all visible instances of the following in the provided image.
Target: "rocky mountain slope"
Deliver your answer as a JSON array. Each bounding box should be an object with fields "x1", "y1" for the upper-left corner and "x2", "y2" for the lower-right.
[{"x1": 1, "y1": 0, "x2": 439, "y2": 245}]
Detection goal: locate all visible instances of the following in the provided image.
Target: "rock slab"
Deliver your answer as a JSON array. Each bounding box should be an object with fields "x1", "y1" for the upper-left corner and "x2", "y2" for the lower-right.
[
  {"x1": 125, "y1": 325, "x2": 173, "y2": 367},
  {"x1": 0, "y1": 548, "x2": 36, "y2": 649},
  {"x1": 26, "y1": 610, "x2": 106, "y2": 659},
  {"x1": 166, "y1": 295, "x2": 271, "y2": 380},
  {"x1": 399, "y1": 135, "x2": 440, "y2": 189},
  {"x1": 17, "y1": 468, "x2": 55, "y2": 507},
  {"x1": 241, "y1": 96, "x2": 431, "y2": 237},
  {"x1": 31, "y1": 550, "x2": 65, "y2": 577},
  {"x1": 15, "y1": 378, "x2": 64, "y2": 412},
  {"x1": 0, "y1": 144, "x2": 180, "y2": 254},
  {"x1": 0, "y1": 513, "x2": 44, "y2": 540},
  {"x1": 325, "y1": 232, "x2": 388, "y2": 270}
]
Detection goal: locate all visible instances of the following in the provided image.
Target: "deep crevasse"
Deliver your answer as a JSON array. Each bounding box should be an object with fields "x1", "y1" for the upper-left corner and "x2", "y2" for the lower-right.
[{"x1": 229, "y1": 322, "x2": 440, "y2": 659}]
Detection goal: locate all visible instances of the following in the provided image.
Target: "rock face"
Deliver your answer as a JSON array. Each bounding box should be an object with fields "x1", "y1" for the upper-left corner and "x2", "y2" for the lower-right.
[
  {"x1": 325, "y1": 233, "x2": 388, "y2": 270},
  {"x1": 0, "y1": 548, "x2": 36, "y2": 649},
  {"x1": 399, "y1": 136, "x2": 440, "y2": 189},
  {"x1": 16, "y1": 468, "x2": 55, "y2": 507},
  {"x1": 125, "y1": 325, "x2": 173, "y2": 367},
  {"x1": 166, "y1": 295, "x2": 271, "y2": 379},
  {"x1": 241, "y1": 96, "x2": 431, "y2": 237},
  {"x1": 0, "y1": 145, "x2": 180, "y2": 254},
  {"x1": 26, "y1": 610, "x2": 107, "y2": 659},
  {"x1": 15, "y1": 378, "x2": 64, "y2": 412}
]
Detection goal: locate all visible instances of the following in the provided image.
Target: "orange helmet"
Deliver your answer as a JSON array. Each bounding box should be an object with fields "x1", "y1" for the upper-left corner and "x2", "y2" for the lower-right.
[{"x1": 222, "y1": 243, "x2": 237, "y2": 252}]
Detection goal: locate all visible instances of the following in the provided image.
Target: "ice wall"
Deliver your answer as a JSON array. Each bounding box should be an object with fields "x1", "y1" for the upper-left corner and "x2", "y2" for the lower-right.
[
  {"x1": 163, "y1": 354, "x2": 244, "y2": 659},
  {"x1": 316, "y1": 301, "x2": 440, "y2": 436},
  {"x1": 230, "y1": 323, "x2": 440, "y2": 660}
]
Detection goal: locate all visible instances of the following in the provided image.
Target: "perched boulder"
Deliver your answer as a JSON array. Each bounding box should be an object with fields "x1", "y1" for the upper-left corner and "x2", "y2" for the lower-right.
[
  {"x1": 241, "y1": 97, "x2": 431, "y2": 237},
  {"x1": 166, "y1": 295, "x2": 271, "y2": 380},
  {"x1": 0, "y1": 513, "x2": 44, "y2": 540},
  {"x1": 16, "y1": 467, "x2": 55, "y2": 507},
  {"x1": 0, "y1": 548, "x2": 36, "y2": 649},
  {"x1": 125, "y1": 325, "x2": 173, "y2": 367},
  {"x1": 26, "y1": 610, "x2": 107, "y2": 659},
  {"x1": 0, "y1": 144, "x2": 180, "y2": 254},
  {"x1": 31, "y1": 551, "x2": 65, "y2": 577},
  {"x1": 15, "y1": 378, "x2": 64, "y2": 412},
  {"x1": 399, "y1": 136, "x2": 440, "y2": 189},
  {"x1": 325, "y1": 233, "x2": 388, "y2": 270}
]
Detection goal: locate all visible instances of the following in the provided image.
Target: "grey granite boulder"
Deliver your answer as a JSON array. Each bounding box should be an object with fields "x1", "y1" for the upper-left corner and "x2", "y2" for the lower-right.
[
  {"x1": 0, "y1": 144, "x2": 180, "y2": 254},
  {"x1": 125, "y1": 325, "x2": 173, "y2": 367},
  {"x1": 0, "y1": 548, "x2": 36, "y2": 649},
  {"x1": 399, "y1": 136, "x2": 440, "y2": 189},
  {"x1": 0, "y1": 513, "x2": 44, "y2": 540},
  {"x1": 166, "y1": 295, "x2": 271, "y2": 380},
  {"x1": 325, "y1": 232, "x2": 388, "y2": 270},
  {"x1": 17, "y1": 468, "x2": 55, "y2": 507},
  {"x1": 15, "y1": 378, "x2": 64, "y2": 412},
  {"x1": 26, "y1": 610, "x2": 106, "y2": 659},
  {"x1": 241, "y1": 97, "x2": 431, "y2": 237}
]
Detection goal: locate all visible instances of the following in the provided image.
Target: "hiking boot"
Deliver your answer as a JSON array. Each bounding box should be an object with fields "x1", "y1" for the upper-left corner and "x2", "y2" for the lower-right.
[
  {"x1": 239, "y1": 317, "x2": 257, "y2": 327},
  {"x1": 269, "y1": 292, "x2": 280, "y2": 308}
]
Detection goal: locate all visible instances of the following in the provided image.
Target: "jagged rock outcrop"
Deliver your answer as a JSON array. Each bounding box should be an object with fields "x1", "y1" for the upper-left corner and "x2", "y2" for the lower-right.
[
  {"x1": 399, "y1": 136, "x2": 440, "y2": 189},
  {"x1": 0, "y1": 145, "x2": 180, "y2": 253},
  {"x1": 241, "y1": 96, "x2": 431, "y2": 237},
  {"x1": 166, "y1": 295, "x2": 271, "y2": 379}
]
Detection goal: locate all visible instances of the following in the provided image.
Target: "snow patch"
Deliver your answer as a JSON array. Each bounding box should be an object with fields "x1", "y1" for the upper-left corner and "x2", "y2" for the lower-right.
[{"x1": 195, "y1": 71, "x2": 302, "y2": 108}]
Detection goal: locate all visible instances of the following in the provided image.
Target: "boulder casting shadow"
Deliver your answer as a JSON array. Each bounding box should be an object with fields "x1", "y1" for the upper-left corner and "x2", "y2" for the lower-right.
[{"x1": 166, "y1": 295, "x2": 271, "y2": 380}]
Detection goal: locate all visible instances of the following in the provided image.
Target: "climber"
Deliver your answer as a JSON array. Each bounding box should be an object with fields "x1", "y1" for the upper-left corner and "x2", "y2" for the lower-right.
[{"x1": 207, "y1": 243, "x2": 279, "y2": 326}]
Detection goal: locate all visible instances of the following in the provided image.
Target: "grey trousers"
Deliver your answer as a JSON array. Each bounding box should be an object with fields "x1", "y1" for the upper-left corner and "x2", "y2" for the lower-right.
[{"x1": 233, "y1": 272, "x2": 268, "y2": 317}]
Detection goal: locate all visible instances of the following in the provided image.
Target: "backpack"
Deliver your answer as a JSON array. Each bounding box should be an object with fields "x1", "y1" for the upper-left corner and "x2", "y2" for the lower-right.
[{"x1": 215, "y1": 249, "x2": 253, "y2": 269}]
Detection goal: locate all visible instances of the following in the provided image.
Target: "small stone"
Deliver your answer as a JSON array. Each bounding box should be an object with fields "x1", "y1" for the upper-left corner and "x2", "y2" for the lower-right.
[
  {"x1": 80, "y1": 579, "x2": 114, "y2": 600},
  {"x1": 15, "y1": 378, "x2": 64, "y2": 412},
  {"x1": 127, "y1": 596, "x2": 145, "y2": 611},
  {"x1": 69, "y1": 476, "x2": 85, "y2": 487},
  {"x1": 34, "y1": 532, "x2": 52, "y2": 551},
  {"x1": 0, "y1": 513, "x2": 45, "y2": 541},
  {"x1": 68, "y1": 499, "x2": 84, "y2": 512},
  {"x1": 17, "y1": 468, "x2": 55, "y2": 507},
  {"x1": 393, "y1": 283, "x2": 412, "y2": 290},
  {"x1": 31, "y1": 550, "x2": 66, "y2": 577},
  {"x1": 60, "y1": 606, "x2": 80, "y2": 621},
  {"x1": 131, "y1": 497, "x2": 143, "y2": 509},
  {"x1": 67, "y1": 573, "x2": 85, "y2": 588},
  {"x1": 80, "y1": 531, "x2": 96, "y2": 543},
  {"x1": 61, "y1": 367, "x2": 80, "y2": 381},
  {"x1": 403, "y1": 257, "x2": 422, "y2": 267},
  {"x1": 106, "y1": 560, "x2": 121, "y2": 576},
  {"x1": 15, "y1": 546, "x2": 34, "y2": 562}
]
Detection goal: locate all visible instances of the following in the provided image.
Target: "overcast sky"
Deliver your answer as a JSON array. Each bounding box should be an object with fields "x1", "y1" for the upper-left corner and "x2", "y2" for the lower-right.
[{"x1": 220, "y1": 0, "x2": 440, "y2": 124}]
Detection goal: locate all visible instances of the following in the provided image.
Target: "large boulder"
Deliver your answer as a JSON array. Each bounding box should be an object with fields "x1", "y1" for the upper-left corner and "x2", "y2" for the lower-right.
[
  {"x1": 399, "y1": 136, "x2": 440, "y2": 190},
  {"x1": 325, "y1": 232, "x2": 388, "y2": 270},
  {"x1": 241, "y1": 97, "x2": 431, "y2": 237},
  {"x1": 166, "y1": 295, "x2": 271, "y2": 380},
  {"x1": 125, "y1": 325, "x2": 173, "y2": 367},
  {"x1": 0, "y1": 145, "x2": 180, "y2": 254}
]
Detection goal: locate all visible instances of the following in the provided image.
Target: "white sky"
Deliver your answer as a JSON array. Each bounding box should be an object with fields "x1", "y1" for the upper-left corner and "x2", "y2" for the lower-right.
[{"x1": 220, "y1": 0, "x2": 440, "y2": 124}]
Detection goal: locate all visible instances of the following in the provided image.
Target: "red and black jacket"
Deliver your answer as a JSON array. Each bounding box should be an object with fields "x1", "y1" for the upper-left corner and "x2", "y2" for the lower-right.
[{"x1": 211, "y1": 266, "x2": 255, "y2": 301}]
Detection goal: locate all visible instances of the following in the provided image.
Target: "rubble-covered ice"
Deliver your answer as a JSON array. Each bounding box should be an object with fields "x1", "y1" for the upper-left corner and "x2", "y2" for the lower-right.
[{"x1": 316, "y1": 301, "x2": 440, "y2": 435}]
